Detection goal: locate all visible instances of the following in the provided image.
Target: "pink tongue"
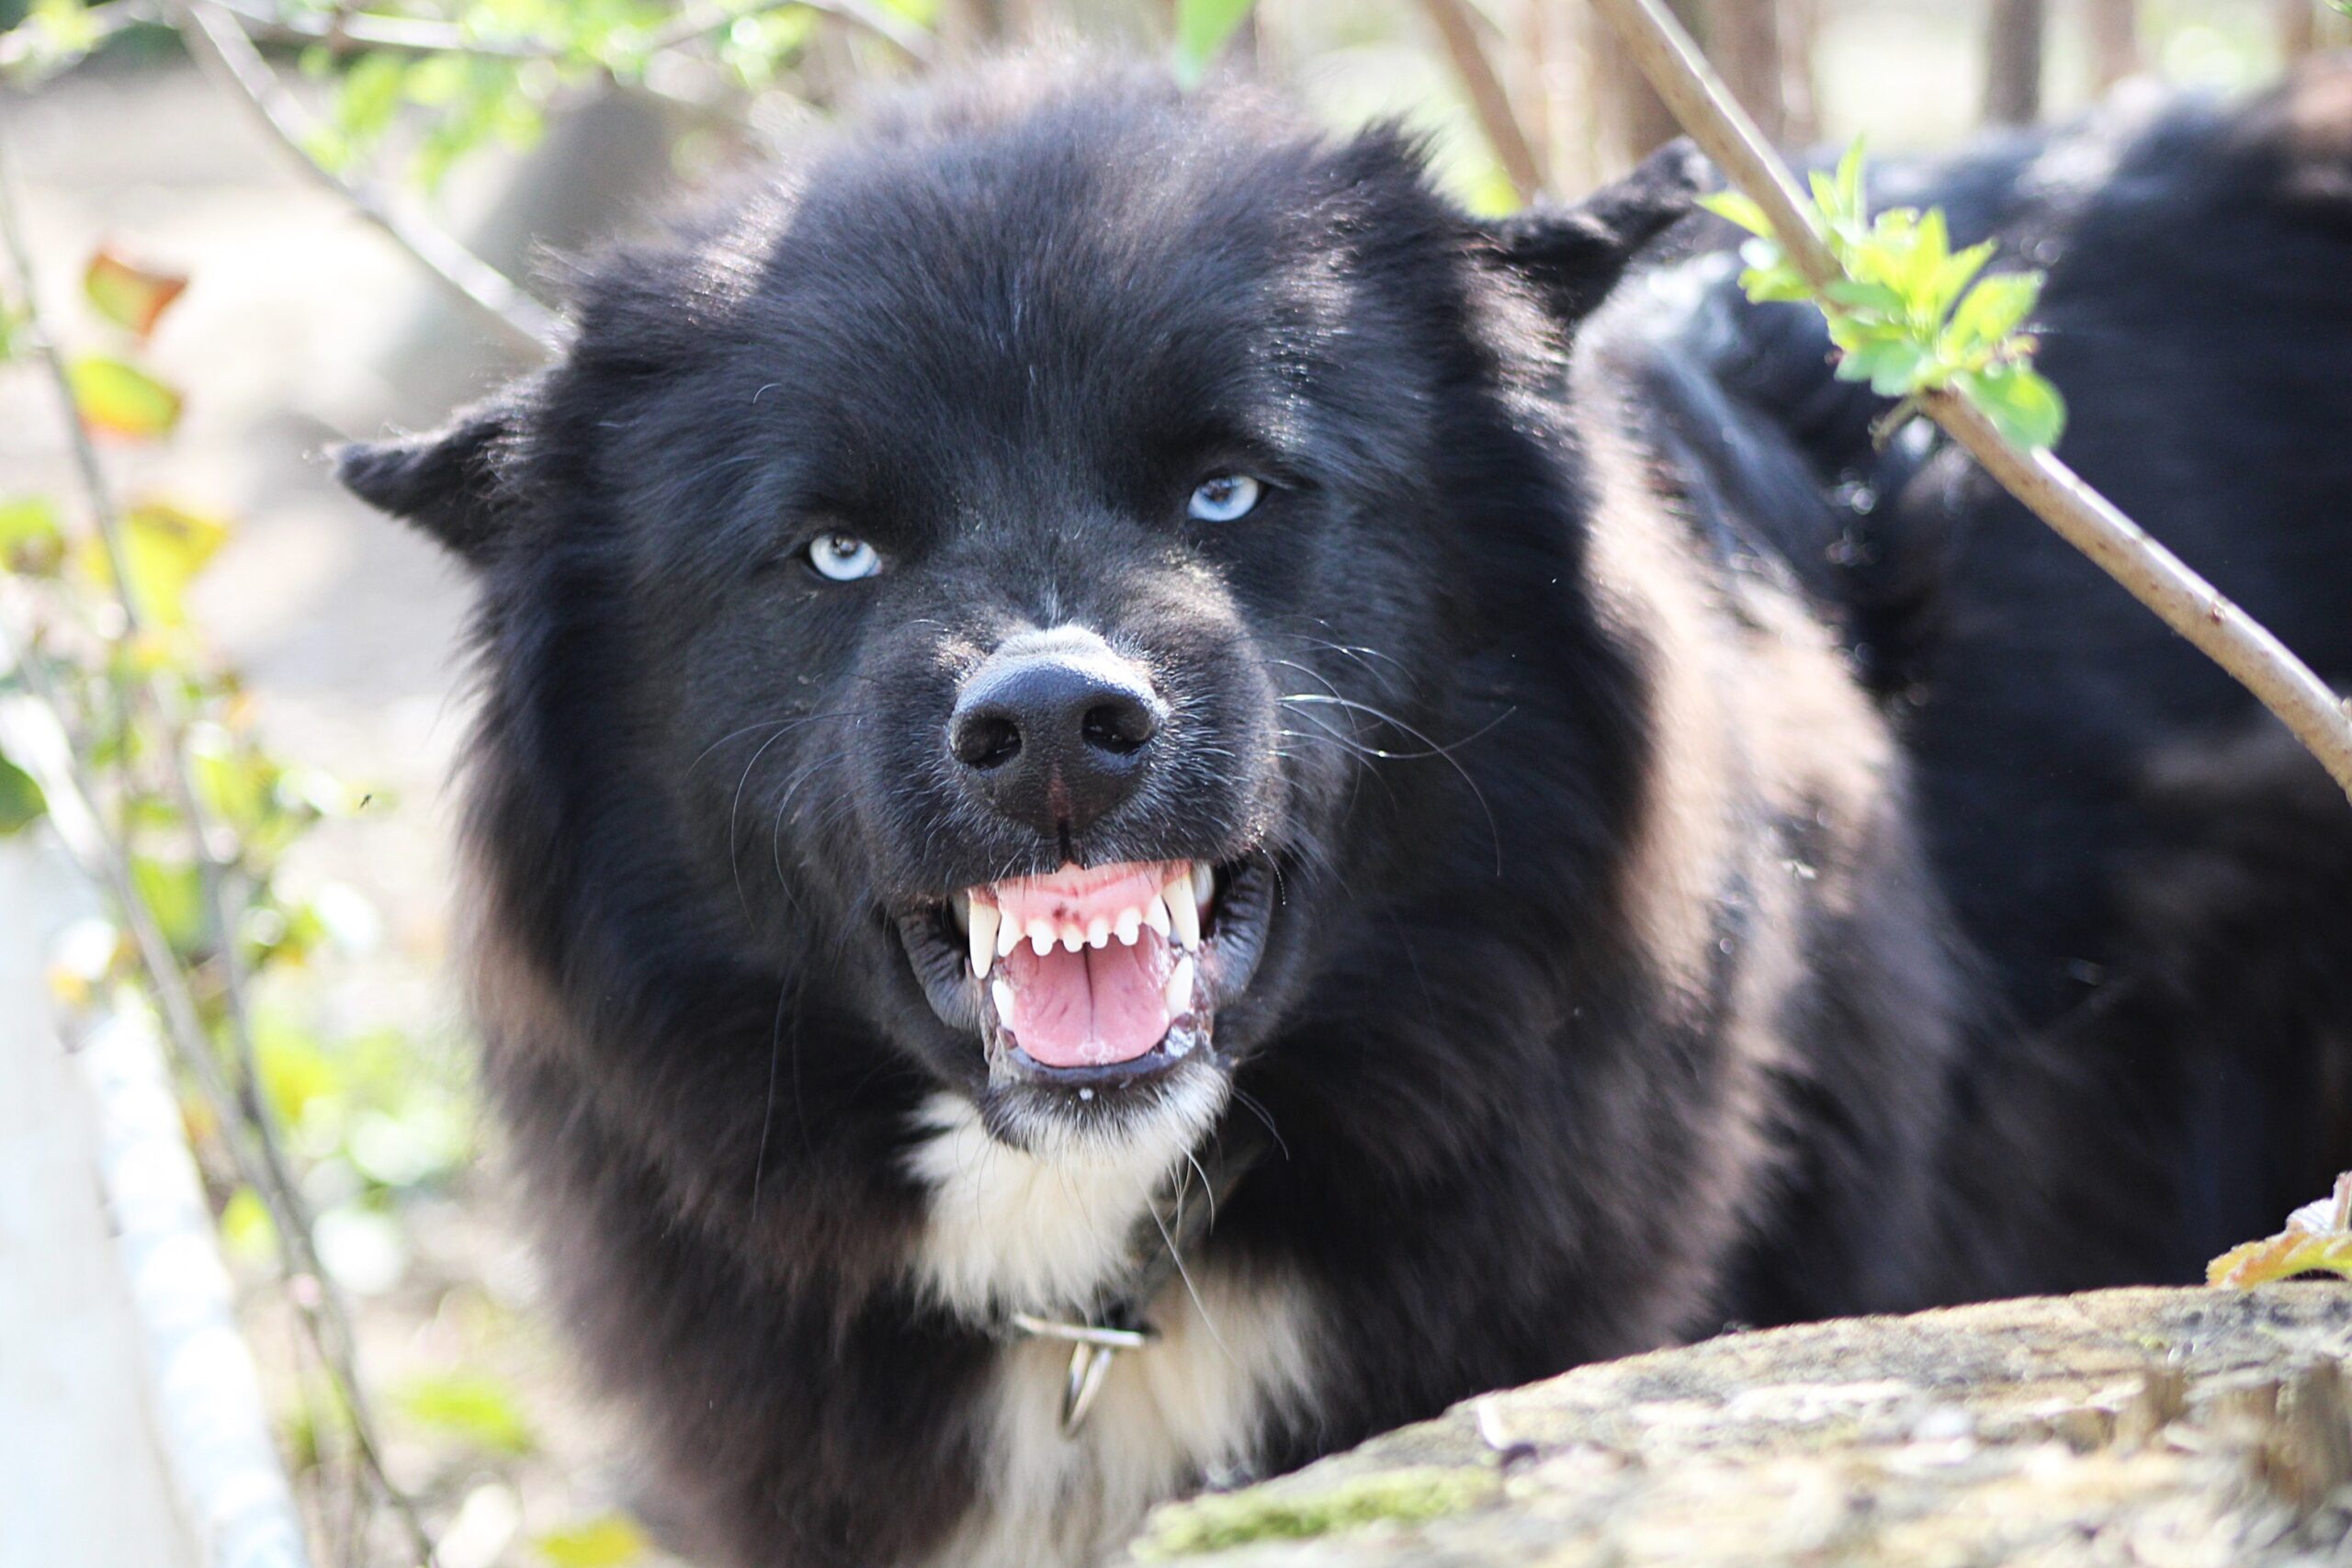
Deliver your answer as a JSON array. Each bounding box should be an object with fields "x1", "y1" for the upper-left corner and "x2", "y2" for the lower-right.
[{"x1": 1000, "y1": 936, "x2": 1170, "y2": 1068}]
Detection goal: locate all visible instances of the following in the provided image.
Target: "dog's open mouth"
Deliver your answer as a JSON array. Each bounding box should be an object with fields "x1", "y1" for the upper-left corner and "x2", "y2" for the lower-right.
[{"x1": 897, "y1": 856, "x2": 1274, "y2": 1086}]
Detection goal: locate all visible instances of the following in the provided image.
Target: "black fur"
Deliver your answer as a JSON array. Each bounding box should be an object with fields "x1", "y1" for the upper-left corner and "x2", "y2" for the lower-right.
[{"x1": 340, "y1": 59, "x2": 2352, "y2": 1568}]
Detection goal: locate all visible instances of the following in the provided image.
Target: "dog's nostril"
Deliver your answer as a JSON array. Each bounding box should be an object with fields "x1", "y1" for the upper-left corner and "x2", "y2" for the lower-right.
[
  {"x1": 952, "y1": 711, "x2": 1023, "y2": 771},
  {"x1": 1081, "y1": 698, "x2": 1156, "y2": 756}
]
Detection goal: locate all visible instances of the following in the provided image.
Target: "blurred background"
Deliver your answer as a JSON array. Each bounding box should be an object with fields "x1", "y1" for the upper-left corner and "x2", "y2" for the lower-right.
[{"x1": 1, "y1": 1, "x2": 2344, "y2": 1565}]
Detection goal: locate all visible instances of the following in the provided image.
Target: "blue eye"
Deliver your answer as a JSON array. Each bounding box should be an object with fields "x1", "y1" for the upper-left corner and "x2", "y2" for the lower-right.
[
  {"x1": 808, "y1": 532, "x2": 880, "y2": 581},
  {"x1": 1187, "y1": 474, "x2": 1262, "y2": 523}
]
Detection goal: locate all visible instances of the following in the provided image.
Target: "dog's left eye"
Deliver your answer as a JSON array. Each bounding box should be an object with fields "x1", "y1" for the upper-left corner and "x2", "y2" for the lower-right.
[
  {"x1": 1188, "y1": 474, "x2": 1261, "y2": 523},
  {"x1": 808, "y1": 532, "x2": 881, "y2": 581}
]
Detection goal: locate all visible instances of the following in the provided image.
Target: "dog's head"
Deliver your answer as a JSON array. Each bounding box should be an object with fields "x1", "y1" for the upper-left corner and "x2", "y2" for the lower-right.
[{"x1": 341, "y1": 65, "x2": 1695, "y2": 1162}]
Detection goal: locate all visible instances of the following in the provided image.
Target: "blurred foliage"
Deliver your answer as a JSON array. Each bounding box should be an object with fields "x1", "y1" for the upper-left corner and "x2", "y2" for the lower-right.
[
  {"x1": 0, "y1": 220, "x2": 610, "y2": 1562},
  {"x1": 1704, "y1": 141, "x2": 2066, "y2": 450}
]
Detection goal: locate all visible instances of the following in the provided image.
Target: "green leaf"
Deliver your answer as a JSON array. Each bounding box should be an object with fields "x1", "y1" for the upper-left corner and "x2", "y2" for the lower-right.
[
  {"x1": 1947, "y1": 271, "x2": 2043, "y2": 355},
  {"x1": 1834, "y1": 137, "x2": 1867, "y2": 225},
  {"x1": 0, "y1": 751, "x2": 46, "y2": 836},
  {"x1": 334, "y1": 51, "x2": 408, "y2": 150},
  {"x1": 84, "y1": 247, "x2": 189, "y2": 340},
  {"x1": 0, "y1": 496, "x2": 64, "y2": 574},
  {"x1": 1928, "y1": 240, "x2": 1997, "y2": 322},
  {"x1": 67, "y1": 355, "x2": 182, "y2": 440},
  {"x1": 395, "y1": 1370, "x2": 538, "y2": 1456},
  {"x1": 1170, "y1": 0, "x2": 1253, "y2": 88},
  {"x1": 1738, "y1": 267, "x2": 1812, "y2": 304},
  {"x1": 1862, "y1": 340, "x2": 1931, "y2": 397},
  {"x1": 130, "y1": 853, "x2": 205, "y2": 953},
  {"x1": 535, "y1": 1514, "x2": 651, "y2": 1568},
  {"x1": 1697, "y1": 190, "x2": 1774, "y2": 238},
  {"x1": 1962, "y1": 362, "x2": 2067, "y2": 451},
  {"x1": 1824, "y1": 278, "x2": 1904, "y2": 318},
  {"x1": 74, "y1": 500, "x2": 230, "y2": 625}
]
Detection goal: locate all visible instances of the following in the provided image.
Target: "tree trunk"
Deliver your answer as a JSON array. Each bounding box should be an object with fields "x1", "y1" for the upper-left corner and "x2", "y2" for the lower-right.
[
  {"x1": 2280, "y1": 0, "x2": 2321, "y2": 62},
  {"x1": 1128, "y1": 1285, "x2": 2352, "y2": 1567},
  {"x1": 2086, "y1": 0, "x2": 2139, "y2": 88},
  {"x1": 1780, "y1": 0, "x2": 1823, "y2": 146},
  {"x1": 1984, "y1": 0, "x2": 2047, "y2": 125},
  {"x1": 1589, "y1": 0, "x2": 1700, "y2": 170},
  {"x1": 1707, "y1": 0, "x2": 1786, "y2": 145}
]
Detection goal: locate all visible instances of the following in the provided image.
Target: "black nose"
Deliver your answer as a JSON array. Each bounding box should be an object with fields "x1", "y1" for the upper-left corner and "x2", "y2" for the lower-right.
[{"x1": 949, "y1": 631, "x2": 1161, "y2": 837}]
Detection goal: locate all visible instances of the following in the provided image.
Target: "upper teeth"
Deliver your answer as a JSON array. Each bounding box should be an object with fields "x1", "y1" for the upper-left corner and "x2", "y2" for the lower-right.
[
  {"x1": 959, "y1": 860, "x2": 1216, "y2": 976},
  {"x1": 967, "y1": 899, "x2": 1001, "y2": 979}
]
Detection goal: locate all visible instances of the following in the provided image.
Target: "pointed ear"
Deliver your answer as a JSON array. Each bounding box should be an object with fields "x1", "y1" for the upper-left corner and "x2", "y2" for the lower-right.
[
  {"x1": 334, "y1": 386, "x2": 534, "y2": 567},
  {"x1": 1485, "y1": 139, "x2": 1709, "y2": 321}
]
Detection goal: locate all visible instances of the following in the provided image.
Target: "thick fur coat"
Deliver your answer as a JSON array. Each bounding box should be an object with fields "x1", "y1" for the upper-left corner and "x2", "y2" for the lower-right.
[{"x1": 340, "y1": 60, "x2": 2352, "y2": 1568}]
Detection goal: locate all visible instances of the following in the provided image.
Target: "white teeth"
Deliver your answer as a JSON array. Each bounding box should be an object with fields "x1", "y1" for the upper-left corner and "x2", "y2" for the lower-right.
[
  {"x1": 1060, "y1": 922, "x2": 1086, "y2": 953},
  {"x1": 1086, "y1": 915, "x2": 1112, "y2": 949},
  {"x1": 997, "y1": 912, "x2": 1022, "y2": 960},
  {"x1": 990, "y1": 976, "x2": 1015, "y2": 1022},
  {"x1": 1193, "y1": 861, "x2": 1215, "y2": 911},
  {"x1": 1143, "y1": 897, "x2": 1171, "y2": 939},
  {"x1": 1114, "y1": 907, "x2": 1142, "y2": 945},
  {"x1": 1027, "y1": 919, "x2": 1057, "y2": 957},
  {"x1": 967, "y1": 899, "x2": 1000, "y2": 979},
  {"x1": 1164, "y1": 953, "x2": 1194, "y2": 1017},
  {"x1": 1165, "y1": 874, "x2": 1199, "y2": 950}
]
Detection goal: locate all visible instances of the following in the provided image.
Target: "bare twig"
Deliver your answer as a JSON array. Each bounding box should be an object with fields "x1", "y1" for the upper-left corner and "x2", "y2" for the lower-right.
[
  {"x1": 1585, "y1": 0, "x2": 2352, "y2": 804},
  {"x1": 0, "y1": 144, "x2": 441, "y2": 1567},
  {"x1": 1418, "y1": 0, "x2": 1545, "y2": 199},
  {"x1": 167, "y1": 0, "x2": 561, "y2": 358},
  {"x1": 206, "y1": 0, "x2": 933, "y2": 66}
]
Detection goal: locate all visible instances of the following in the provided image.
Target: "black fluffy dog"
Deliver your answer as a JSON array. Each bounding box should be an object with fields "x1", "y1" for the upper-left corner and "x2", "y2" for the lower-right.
[{"x1": 340, "y1": 59, "x2": 2352, "y2": 1568}]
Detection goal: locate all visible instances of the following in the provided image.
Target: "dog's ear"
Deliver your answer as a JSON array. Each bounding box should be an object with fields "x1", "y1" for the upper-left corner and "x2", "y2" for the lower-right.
[
  {"x1": 335, "y1": 383, "x2": 536, "y2": 567},
  {"x1": 1485, "y1": 139, "x2": 1709, "y2": 321}
]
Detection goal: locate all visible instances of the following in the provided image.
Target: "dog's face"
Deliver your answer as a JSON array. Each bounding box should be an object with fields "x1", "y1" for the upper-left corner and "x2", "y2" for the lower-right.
[{"x1": 341, "y1": 72, "x2": 1692, "y2": 1162}]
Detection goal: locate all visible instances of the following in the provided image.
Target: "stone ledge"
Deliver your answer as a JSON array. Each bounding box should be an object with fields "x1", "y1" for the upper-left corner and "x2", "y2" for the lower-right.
[{"x1": 1125, "y1": 1284, "x2": 2352, "y2": 1566}]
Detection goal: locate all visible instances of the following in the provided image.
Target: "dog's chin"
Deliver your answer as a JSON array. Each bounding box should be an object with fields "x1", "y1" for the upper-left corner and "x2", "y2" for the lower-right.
[{"x1": 891, "y1": 852, "x2": 1277, "y2": 1149}]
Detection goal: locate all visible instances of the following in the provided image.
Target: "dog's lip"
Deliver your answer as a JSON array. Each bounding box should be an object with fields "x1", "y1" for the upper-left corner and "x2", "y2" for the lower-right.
[{"x1": 890, "y1": 852, "x2": 1277, "y2": 1086}]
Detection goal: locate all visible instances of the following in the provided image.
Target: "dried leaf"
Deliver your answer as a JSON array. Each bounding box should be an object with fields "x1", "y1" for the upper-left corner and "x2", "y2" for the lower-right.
[
  {"x1": 67, "y1": 355, "x2": 182, "y2": 440},
  {"x1": 84, "y1": 246, "x2": 189, "y2": 339},
  {"x1": 2210, "y1": 1173, "x2": 2352, "y2": 1287},
  {"x1": 535, "y1": 1514, "x2": 650, "y2": 1567},
  {"x1": 74, "y1": 499, "x2": 230, "y2": 625}
]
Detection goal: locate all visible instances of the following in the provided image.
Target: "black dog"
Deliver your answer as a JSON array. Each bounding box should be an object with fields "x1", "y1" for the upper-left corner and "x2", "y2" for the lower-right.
[{"x1": 340, "y1": 59, "x2": 2352, "y2": 1568}]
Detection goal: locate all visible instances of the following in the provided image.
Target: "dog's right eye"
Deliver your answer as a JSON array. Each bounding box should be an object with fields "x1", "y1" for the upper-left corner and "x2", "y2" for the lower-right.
[{"x1": 807, "y1": 532, "x2": 881, "y2": 581}]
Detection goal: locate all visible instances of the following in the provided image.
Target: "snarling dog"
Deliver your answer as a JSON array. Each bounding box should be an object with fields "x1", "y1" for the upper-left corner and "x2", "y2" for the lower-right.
[{"x1": 340, "y1": 58, "x2": 2352, "y2": 1568}]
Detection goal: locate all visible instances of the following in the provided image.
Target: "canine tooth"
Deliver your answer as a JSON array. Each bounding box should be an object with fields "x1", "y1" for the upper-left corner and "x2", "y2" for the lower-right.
[
  {"x1": 967, "y1": 901, "x2": 1000, "y2": 978},
  {"x1": 951, "y1": 890, "x2": 971, "y2": 933},
  {"x1": 1165, "y1": 874, "x2": 1200, "y2": 949},
  {"x1": 990, "y1": 977, "x2": 1015, "y2": 1022},
  {"x1": 1027, "y1": 919, "x2": 1057, "y2": 956},
  {"x1": 1143, "y1": 897, "x2": 1171, "y2": 938},
  {"x1": 1165, "y1": 953, "x2": 1194, "y2": 1016},
  {"x1": 997, "y1": 913, "x2": 1023, "y2": 960},
  {"x1": 1086, "y1": 915, "x2": 1112, "y2": 949},
  {"x1": 1193, "y1": 861, "x2": 1215, "y2": 910},
  {"x1": 1114, "y1": 907, "x2": 1142, "y2": 945},
  {"x1": 1060, "y1": 923, "x2": 1086, "y2": 953}
]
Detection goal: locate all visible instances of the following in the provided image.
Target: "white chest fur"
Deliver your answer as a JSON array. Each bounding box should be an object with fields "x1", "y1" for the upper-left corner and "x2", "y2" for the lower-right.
[{"x1": 903, "y1": 1092, "x2": 1320, "y2": 1568}]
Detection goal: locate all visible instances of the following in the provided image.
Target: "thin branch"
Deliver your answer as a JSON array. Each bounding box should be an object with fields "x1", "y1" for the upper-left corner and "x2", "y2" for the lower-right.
[
  {"x1": 0, "y1": 143, "x2": 442, "y2": 1567},
  {"x1": 1418, "y1": 0, "x2": 1545, "y2": 200},
  {"x1": 168, "y1": 0, "x2": 561, "y2": 358},
  {"x1": 206, "y1": 0, "x2": 933, "y2": 66},
  {"x1": 1585, "y1": 0, "x2": 2352, "y2": 804}
]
